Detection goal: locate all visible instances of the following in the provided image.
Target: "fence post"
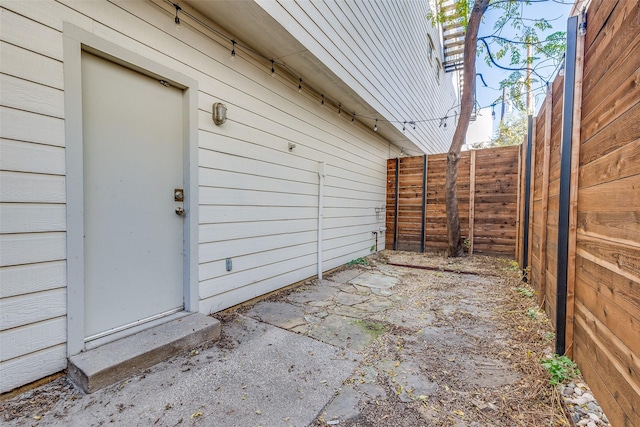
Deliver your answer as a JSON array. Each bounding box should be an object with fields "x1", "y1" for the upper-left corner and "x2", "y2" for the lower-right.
[
  {"x1": 556, "y1": 14, "x2": 582, "y2": 356},
  {"x1": 538, "y1": 86, "x2": 553, "y2": 309},
  {"x1": 515, "y1": 144, "x2": 522, "y2": 262},
  {"x1": 522, "y1": 115, "x2": 534, "y2": 282}
]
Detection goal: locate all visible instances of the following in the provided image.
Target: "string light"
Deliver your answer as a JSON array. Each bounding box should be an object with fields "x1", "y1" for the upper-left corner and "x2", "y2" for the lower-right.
[
  {"x1": 163, "y1": 0, "x2": 463, "y2": 134},
  {"x1": 173, "y1": 3, "x2": 181, "y2": 29}
]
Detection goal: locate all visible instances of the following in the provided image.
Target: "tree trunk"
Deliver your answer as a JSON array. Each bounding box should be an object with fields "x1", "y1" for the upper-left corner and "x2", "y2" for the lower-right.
[{"x1": 445, "y1": 0, "x2": 490, "y2": 257}]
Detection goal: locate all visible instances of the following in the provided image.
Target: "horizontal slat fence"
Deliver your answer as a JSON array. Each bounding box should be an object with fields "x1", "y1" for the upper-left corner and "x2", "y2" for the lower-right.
[
  {"x1": 386, "y1": 145, "x2": 520, "y2": 255},
  {"x1": 521, "y1": 1, "x2": 640, "y2": 424}
]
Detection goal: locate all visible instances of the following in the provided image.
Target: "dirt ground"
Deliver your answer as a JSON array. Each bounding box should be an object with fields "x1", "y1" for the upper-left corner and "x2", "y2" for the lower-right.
[{"x1": 309, "y1": 251, "x2": 569, "y2": 427}]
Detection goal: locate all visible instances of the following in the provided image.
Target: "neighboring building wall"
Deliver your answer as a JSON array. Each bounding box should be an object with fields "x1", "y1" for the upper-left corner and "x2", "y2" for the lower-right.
[
  {"x1": 0, "y1": 0, "x2": 441, "y2": 392},
  {"x1": 260, "y1": 0, "x2": 457, "y2": 154}
]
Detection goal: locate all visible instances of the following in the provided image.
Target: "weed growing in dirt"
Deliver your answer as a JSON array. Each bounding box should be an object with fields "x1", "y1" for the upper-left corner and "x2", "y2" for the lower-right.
[
  {"x1": 527, "y1": 307, "x2": 541, "y2": 318},
  {"x1": 541, "y1": 355, "x2": 580, "y2": 385},
  {"x1": 348, "y1": 257, "x2": 369, "y2": 266},
  {"x1": 502, "y1": 260, "x2": 520, "y2": 271},
  {"x1": 517, "y1": 287, "x2": 535, "y2": 297}
]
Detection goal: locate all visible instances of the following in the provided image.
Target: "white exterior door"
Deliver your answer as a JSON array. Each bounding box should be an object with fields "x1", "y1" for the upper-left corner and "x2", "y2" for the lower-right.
[{"x1": 81, "y1": 52, "x2": 185, "y2": 342}]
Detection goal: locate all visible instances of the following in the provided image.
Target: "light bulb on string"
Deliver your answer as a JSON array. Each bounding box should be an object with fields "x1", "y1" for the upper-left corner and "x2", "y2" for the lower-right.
[
  {"x1": 351, "y1": 113, "x2": 355, "y2": 124},
  {"x1": 402, "y1": 121, "x2": 406, "y2": 132},
  {"x1": 411, "y1": 121, "x2": 416, "y2": 130},
  {"x1": 173, "y1": 3, "x2": 181, "y2": 30},
  {"x1": 270, "y1": 59, "x2": 275, "y2": 77},
  {"x1": 338, "y1": 104, "x2": 341, "y2": 115},
  {"x1": 374, "y1": 119, "x2": 378, "y2": 132},
  {"x1": 230, "y1": 40, "x2": 236, "y2": 61},
  {"x1": 321, "y1": 95, "x2": 325, "y2": 109},
  {"x1": 298, "y1": 78, "x2": 303, "y2": 93}
]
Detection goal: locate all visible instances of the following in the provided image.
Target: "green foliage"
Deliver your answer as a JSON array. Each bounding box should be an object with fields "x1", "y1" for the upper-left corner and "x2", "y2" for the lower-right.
[
  {"x1": 427, "y1": 0, "x2": 566, "y2": 115},
  {"x1": 517, "y1": 287, "x2": 534, "y2": 298},
  {"x1": 527, "y1": 307, "x2": 540, "y2": 318},
  {"x1": 463, "y1": 237, "x2": 470, "y2": 250},
  {"x1": 470, "y1": 114, "x2": 528, "y2": 149},
  {"x1": 541, "y1": 355, "x2": 580, "y2": 385},
  {"x1": 348, "y1": 257, "x2": 369, "y2": 266},
  {"x1": 502, "y1": 259, "x2": 520, "y2": 271},
  {"x1": 370, "y1": 245, "x2": 376, "y2": 253}
]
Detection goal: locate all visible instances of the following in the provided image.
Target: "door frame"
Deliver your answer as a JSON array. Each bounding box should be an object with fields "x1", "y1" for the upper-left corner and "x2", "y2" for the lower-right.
[{"x1": 63, "y1": 24, "x2": 199, "y2": 356}]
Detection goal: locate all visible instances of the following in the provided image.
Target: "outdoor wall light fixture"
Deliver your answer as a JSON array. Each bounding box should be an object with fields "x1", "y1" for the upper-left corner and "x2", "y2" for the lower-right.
[{"x1": 212, "y1": 102, "x2": 227, "y2": 125}]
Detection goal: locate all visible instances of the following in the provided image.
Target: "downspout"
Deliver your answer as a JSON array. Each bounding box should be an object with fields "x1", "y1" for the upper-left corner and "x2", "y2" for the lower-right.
[{"x1": 317, "y1": 162, "x2": 326, "y2": 280}]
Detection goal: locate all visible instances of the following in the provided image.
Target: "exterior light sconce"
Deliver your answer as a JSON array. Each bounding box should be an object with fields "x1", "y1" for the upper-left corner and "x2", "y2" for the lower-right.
[{"x1": 212, "y1": 102, "x2": 227, "y2": 125}]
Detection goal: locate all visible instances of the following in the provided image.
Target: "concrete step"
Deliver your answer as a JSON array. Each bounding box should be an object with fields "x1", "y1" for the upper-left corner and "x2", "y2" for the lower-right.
[{"x1": 68, "y1": 313, "x2": 220, "y2": 393}]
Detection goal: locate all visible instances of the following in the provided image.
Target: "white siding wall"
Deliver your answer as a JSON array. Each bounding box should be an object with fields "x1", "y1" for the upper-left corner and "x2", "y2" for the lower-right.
[
  {"x1": 259, "y1": 0, "x2": 457, "y2": 154},
  {"x1": 0, "y1": 0, "x2": 448, "y2": 392}
]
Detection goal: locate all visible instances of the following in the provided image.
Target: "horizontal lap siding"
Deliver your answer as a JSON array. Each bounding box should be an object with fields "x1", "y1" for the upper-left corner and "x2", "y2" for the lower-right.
[
  {"x1": 0, "y1": 2, "x2": 69, "y2": 392},
  {"x1": 573, "y1": 0, "x2": 640, "y2": 423},
  {"x1": 272, "y1": 0, "x2": 456, "y2": 154},
  {"x1": 0, "y1": 0, "x2": 395, "y2": 392}
]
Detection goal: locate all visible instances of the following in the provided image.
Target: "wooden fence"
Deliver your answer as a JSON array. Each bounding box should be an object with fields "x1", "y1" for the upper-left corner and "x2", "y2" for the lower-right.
[
  {"x1": 518, "y1": 1, "x2": 640, "y2": 424},
  {"x1": 386, "y1": 145, "x2": 520, "y2": 255}
]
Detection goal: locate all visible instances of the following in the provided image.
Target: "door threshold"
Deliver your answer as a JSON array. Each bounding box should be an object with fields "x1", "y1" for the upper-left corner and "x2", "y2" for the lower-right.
[{"x1": 84, "y1": 310, "x2": 189, "y2": 350}]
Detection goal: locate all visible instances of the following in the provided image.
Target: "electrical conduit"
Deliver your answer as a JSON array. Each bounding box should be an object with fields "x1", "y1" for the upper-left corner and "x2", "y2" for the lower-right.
[{"x1": 317, "y1": 162, "x2": 326, "y2": 280}]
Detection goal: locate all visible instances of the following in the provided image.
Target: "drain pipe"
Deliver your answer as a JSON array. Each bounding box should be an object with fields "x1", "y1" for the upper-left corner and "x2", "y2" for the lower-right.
[{"x1": 317, "y1": 162, "x2": 326, "y2": 280}]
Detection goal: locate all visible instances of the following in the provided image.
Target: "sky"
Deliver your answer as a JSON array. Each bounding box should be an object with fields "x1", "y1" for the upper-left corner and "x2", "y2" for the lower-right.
[{"x1": 473, "y1": 0, "x2": 574, "y2": 119}]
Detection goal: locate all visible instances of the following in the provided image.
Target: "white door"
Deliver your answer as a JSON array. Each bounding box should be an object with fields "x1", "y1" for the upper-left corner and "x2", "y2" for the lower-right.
[{"x1": 82, "y1": 52, "x2": 185, "y2": 341}]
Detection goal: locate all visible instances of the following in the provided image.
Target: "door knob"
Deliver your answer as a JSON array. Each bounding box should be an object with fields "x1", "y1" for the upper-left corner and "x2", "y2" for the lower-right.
[{"x1": 175, "y1": 207, "x2": 185, "y2": 216}]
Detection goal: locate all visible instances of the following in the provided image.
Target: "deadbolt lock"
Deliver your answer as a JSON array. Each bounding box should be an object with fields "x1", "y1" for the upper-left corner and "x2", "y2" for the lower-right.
[{"x1": 174, "y1": 189, "x2": 184, "y2": 202}]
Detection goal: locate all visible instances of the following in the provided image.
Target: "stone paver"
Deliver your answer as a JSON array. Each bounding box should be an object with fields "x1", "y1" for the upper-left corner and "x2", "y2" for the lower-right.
[{"x1": 348, "y1": 271, "x2": 400, "y2": 290}]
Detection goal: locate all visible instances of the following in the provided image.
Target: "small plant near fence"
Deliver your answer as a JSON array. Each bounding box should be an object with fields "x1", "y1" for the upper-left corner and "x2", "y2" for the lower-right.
[{"x1": 540, "y1": 354, "x2": 580, "y2": 385}]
